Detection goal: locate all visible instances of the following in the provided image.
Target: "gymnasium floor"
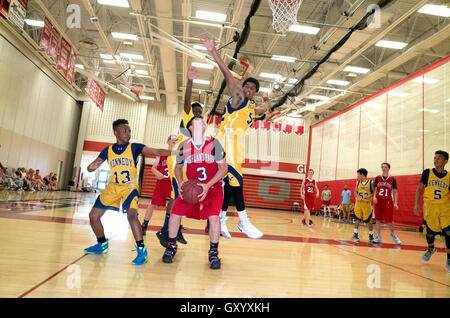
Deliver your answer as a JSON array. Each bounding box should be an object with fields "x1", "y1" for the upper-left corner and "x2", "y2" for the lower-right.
[{"x1": 0, "y1": 190, "x2": 448, "y2": 298}]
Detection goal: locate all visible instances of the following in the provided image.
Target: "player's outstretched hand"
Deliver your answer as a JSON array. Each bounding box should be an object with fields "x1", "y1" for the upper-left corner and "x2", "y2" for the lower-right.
[
  {"x1": 200, "y1": 33, "x2": 215, "y2": 51},
  {"x1": 197, "y1": 183, "x2": 211, "y2": 202},
  {"x1": 188, "y1": 67, "x2": 198, "y2": 81}
]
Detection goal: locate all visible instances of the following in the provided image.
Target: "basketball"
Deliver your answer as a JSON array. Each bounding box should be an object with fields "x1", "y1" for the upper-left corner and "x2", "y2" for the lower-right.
[{"x1": 181, "y1": 179, "x2": 203, "y2": 204}]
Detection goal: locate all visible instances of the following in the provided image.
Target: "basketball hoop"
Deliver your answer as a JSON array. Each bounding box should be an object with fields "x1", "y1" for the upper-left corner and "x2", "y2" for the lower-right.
[{"x1": 267, "y1": 0, "x2": 303, "y2": 34}]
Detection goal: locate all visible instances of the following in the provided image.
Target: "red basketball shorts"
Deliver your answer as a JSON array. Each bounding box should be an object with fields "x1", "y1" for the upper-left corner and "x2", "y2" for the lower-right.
[
  {"x1": 171, "y1": 183, "x2": 223, "y2": 220},
  {"x1": 322, "y1": 200, "x2": 331, "y2": 206},
  {"x1": 303, "y1": 195, "x2": 315, "y2": 211},
  {"x1": 374, "y1": 200, "x2": 393, "y2": 223},
  {"x1": 151, "y1": 179, "x2": 171, "y2": 207}
]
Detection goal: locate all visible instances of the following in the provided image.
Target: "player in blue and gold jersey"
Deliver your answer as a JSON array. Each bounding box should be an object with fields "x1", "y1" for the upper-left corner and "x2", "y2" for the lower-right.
[
  {"x1": 201, "y1": 33, "x2": 270, "y2": 240},
  {"x1": 84, "y1": 119, "x2": 174, "y2": 265},
  {"x1": 155, "y1": 67, "x2": 202, "y2": 247},
  {"x1": 352, "y1": 168, "x2": 375, "y2": 243},
  {"x1": 414, "y1": 150, "x2": 450, "y2": 272}
]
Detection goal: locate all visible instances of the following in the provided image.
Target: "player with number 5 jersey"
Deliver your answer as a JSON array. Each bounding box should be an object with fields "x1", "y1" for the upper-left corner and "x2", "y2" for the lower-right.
[{"x1": 414, "y1": 150, "x2": 450, "y2": 272}]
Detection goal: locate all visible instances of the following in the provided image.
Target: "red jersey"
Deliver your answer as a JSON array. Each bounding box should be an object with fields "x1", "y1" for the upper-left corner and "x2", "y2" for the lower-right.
[
  {"x1": 303, "y1": 178, "x2": 316, "y2": 197},
  {"x1": 155, "y1": 156, "x2": 170, "y2": 179},
  {"x1": 177, "y1": 137, "x2": 225, "y2": 187},
  {"x1": 373, "y1": 175, "x2": 397, "y2": 201}
]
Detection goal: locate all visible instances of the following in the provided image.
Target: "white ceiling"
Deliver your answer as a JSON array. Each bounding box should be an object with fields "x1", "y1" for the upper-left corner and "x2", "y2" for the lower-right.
[{"x1": 22, "y1": 0, "x2": 449, "y2": 122}]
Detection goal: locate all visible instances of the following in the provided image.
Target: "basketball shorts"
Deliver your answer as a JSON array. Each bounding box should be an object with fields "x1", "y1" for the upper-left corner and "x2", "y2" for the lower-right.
[
  {"x1": 342, "y1": 203, "x2": 352, "y2": 213},
  {"x1": 423, "y1": 202, "x2": 450, "y2": 235},
  {"x1": 151, "y1": 179, "x2": 171, "y2": 206},
  {"x1": 171, "y1": 183, "x2": 224, "y2": 220},
  {"x1": 170, "y1": 177, "x2": 179, "y2": 200},
  {"x1": 94, "y1": 182, "x2": 139, "y2": 213},
  {"x1": 374, "y1": 200, "x2": 393, "y2": 223},
  {"x1": 354, "y1": 201, "x2": 372, "y2": 223},
  {"x1": 303, "y1": 195, "x2": 315, "y2": 211},
  {"x1": 216, "y1": 131, "x2": 245, "y2": 187},
  {"x1": 322, "y1": 200, "x2": 331, "y2": 206}
]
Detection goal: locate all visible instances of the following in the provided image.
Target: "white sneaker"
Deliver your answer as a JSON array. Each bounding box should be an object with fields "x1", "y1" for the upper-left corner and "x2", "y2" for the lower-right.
[
  {"x1": 373, "y1": 234, "x2": 382, "y2": 244},
  {"x1": 390, "y1": 232, "x2": 401, "y2": 245},
  {"x1": 220, "y1": 217, "x2": 232, "y2": 239},
  {"x1": 237, "y1": 218, "x2": 263, "y2": 239}
]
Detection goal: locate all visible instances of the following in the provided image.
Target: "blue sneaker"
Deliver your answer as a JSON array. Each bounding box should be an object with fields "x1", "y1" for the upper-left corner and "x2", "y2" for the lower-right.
[
  {"x1": 84, "y1": 239, "x2": 109, "y2": 254},
  {"x1": 132, "y1": 246, "x2": 149, "y2": 265}
]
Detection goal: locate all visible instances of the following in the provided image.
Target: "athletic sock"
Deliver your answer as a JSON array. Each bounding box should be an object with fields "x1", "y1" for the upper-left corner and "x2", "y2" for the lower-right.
[
  {"x1": 354, "y1": 229, "x2": 358, "y2": 234},
  {"x1": 210, "y1": 242, "x2": 219, "y2": 249},
  {"x1": 369, "y1": 231, "x2": 373, "y2": 235},
  {"x1": 162, "y1": 212, "x2": 171, "y2": 229},
  {"x1": 136, "y1": 240, "x2": 145, "y2": 247},
  {"x1": 220, "y1": 210, "x2": 227, "y2": 219},
  {"x1": 237, "y1": 210, "x2": 248, "y2": 221},
  {"x1": 97, "y1": 236, "x2": 107, "y2": 244},
  {"x1": 143, "y1": 220, "x2": 149, "y2": 227}
]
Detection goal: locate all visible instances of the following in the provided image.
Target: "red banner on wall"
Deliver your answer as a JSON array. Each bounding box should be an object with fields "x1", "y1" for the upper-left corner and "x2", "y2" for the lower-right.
[
  {"x1": 66, "y1": 48, "x2": 76, "y2": 84},
  {"x1": 39, "y1": 17, "x2": 52, "y2": 54},
  {"x1": 85, "y1": 78, "x2": 105, "y2": 111},
  {"x1": 57, "y1": 36, "x2": 71, "y2": 77},
  {"x1": 49, "y1": 24, "x2": 60, "y2": 63}
]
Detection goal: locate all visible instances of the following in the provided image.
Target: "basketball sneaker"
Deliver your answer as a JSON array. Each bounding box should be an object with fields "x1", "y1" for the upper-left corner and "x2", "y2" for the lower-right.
[
  {"x1": 220, "y1": 217, "x2": 232, "y2": 239},
  {"x1": 352, "y1": 233, "x2": 360, "y2": 243},
  {"x1": 208, "y1": 248, "x2": 221, "y2": 270},
  {"x1": 162, "y1": 242, "x2": 177, "y2": 264},
  {"x1": 176, "y1": 225, "x2": 187, "y2": 244},
  {"x1": 390, "y1": 232, "x2": 401, "y2": 245},
  {"x1": 372, "y1": 234, "x2": 382, "y2": 244},
  {"x1": 308, "y1": 220, "x2": 314, "y2": 227},
  {"x1": 132, "y1": 246, "x2": 149, "y2": 265},
  {"x1": 422, "y1": 247, "x2": 436, "y2": 262},
  {"x1": 369, "y1": 234, "x2": 374, "y2": 243},
  {"x1": 156, "y1": 227, "x2": 169, "y2": 248},
  {"x1": 301, "y1": 219, "x2": 307, "y2": 227},
  {"x1": 237, "y1": 218, "x2": 263, "y2": 239},
  {"x1": 84, "y1": 239, "x2": 109, "y2": 254}
]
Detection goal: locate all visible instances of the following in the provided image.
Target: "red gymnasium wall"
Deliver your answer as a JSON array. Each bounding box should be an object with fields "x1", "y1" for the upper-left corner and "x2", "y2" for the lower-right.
[{"x1": 315, "y1": 175, "x2": 423, "y2": 228}]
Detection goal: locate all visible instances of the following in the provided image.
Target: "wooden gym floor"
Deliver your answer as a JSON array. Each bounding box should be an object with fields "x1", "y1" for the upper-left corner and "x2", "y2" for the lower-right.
[{"x1": 0, "y1": 190, "x2": 448, "y2": 298}]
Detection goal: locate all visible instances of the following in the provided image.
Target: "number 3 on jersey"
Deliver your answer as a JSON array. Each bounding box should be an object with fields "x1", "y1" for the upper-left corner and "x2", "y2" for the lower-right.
[{"x1": 197, "y1": 167, "x2": 207, "y2": 181}]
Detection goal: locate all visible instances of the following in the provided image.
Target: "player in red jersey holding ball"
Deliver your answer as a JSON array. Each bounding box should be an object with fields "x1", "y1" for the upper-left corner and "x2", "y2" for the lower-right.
[
  {"x1": 300, "y1": 169, "x2": 319, "y2": 227},
  {"x1": 372, "y1": 162, "x2": 401, "y2": 245},
  {"x1": 162, "y1": 116, "x2": 228, "y2": 269}
]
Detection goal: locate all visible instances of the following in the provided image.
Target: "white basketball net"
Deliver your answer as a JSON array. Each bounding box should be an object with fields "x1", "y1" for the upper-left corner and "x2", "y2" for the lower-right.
[{"x1": 267, "y1": 0, "x2": 303, "y2": 34}]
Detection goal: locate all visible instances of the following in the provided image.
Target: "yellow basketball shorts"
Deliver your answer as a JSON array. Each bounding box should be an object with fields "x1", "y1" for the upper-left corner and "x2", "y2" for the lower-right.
[
  {"x1": 170, "y1": 176, "x2": 179, "y2": 200},
  {"x1": 216, "y1": 131, "x2": 245, "y2": 187},
  {"x1": 423, "y1": 202, "x2": 450, "y2": 235},
  {"x1": 94, "y1": 182, "x2": 139, "y2": 213},
  {"x1": 354, "y1": 201, "x2": 372, "y2": 223}
]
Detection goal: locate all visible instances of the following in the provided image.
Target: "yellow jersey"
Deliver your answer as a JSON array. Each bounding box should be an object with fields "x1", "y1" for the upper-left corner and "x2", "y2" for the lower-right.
[
  {"x1": 219, "y1": 97, "x2": 256, "y2": 137},
  {"x1": 167, "y1": 108, "x2": 195, "y2": 179},
  {"x1": 101, "y1": 143, "x2": 144, "y2": 185},
  {"x1": 355, "y1": 179, "x2": 373, "y2": 203},
  {"x1": 422, "y1": 168, "x2": 450, "y2": 204}
]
